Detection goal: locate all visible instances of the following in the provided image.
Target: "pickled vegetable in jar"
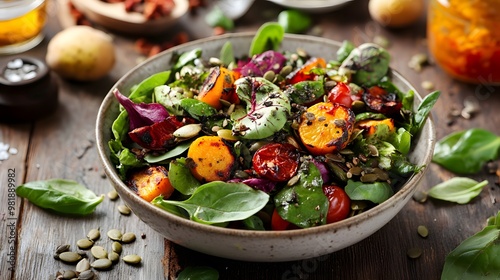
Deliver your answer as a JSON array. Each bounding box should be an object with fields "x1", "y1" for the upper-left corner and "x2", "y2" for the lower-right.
[{"x1": 427, "y1": 0, "x2": 500, "y2": 84}]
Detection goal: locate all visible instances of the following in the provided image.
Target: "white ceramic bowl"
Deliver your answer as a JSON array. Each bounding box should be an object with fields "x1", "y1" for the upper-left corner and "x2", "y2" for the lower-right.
[
  {"x1": 96, "y1": 33, "x2": 435, "y2": 262},
  {"x1": 267, "y1": 0, "x2": 354, "y2": 13}
]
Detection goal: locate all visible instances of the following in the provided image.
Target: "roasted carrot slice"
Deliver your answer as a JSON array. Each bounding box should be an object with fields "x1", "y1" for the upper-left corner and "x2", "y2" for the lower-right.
[
  {"x1": 187, "y1": 136, "x2": 235, "y2": 182},
  {"x1": 128, "y1": 166, "x2": 175, "y2": 202},
  {"x1": 298, "y1": 102, "x2": 355, "y2": 155},
  {"x1": 198, "y1": 66, "x2": 237, "y2": 109},
  {"x1": 356, "y1": 118, "x2": 396, "y2": 137}
]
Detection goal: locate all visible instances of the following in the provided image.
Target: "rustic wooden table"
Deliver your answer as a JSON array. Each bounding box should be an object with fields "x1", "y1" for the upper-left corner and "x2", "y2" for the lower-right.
[{"x1": 1, "y1": 0, "x2": 500, "y2": 279}]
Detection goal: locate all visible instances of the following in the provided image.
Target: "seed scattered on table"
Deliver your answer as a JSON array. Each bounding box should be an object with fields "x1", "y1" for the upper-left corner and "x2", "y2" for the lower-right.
[
  {"x1": 62, "y1": 269, "x2": 77, "y2": 279},
  {"x1": 76, "y1": 258, "x2": 91, "y2": 273},
  {"x1": 108, "y1": 251, "x2": 120, "y2": 263},
  {"x1": 123, "y1": 254, "x2": 142, "y2": 265},
  {"x1": 118, "y1": 205, "x2": 131, "y2": 215},
  {"x1": 91, "y1": 258, "x2": 112, "y2": 270},
  {"x1": 407, "y1": 247, "x2": 422, "y2": 259},
  {"x1": 87, "y1": 228, "x2": 101, "y2": 241},
  {"x1": 421, "y1": 81, "x2": 434, "y2": 90},
  {"x1": 59, "y1": 252, "x2": 82, "y2": 263},
  {"x1": 111, "y1": 241, "x2": 122, "y2": 254},
  {"x1": 78, "y1": 270, "x2": 95, "y2": 280},
  {"x1": 107, "y1": 229, "x2": 123, "y2": 241},
  {"x1": 107, "y1": 189, "x2": 119, "y2": 200},
  {"x1": 121, "y1": 232, "x2": 136, "y2": 244},
  {"x1": 77, "y1": 238, "x2": 94, "y2": 250},
  {"x1": 55, "y1": 244, "x2": 71, "y2": 255},
  {"x1": 412, "y1": 190, "x2": 428, "y2": 203},
  {"x1": 91, "y1": 246, "x2": 108, "y2": 259},
  {"x1": 417, "y1": 225, "x2": 429, "y2": 238}
]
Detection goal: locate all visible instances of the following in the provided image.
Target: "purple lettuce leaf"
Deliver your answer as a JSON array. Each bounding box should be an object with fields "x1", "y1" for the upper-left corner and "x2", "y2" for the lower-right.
[
  {"x1": 238, "y1": 50, "x2": 286, "y2": 77},
  {"x1": 113, "y1": 88, "x2": 169, "y2": 131},
  {"x1": 228, "y1": 177, "x2": 277, "y2": 193}
]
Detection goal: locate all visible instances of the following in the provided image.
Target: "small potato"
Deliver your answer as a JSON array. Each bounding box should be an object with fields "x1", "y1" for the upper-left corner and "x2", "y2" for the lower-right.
[
  {"x1": 46, "y1": 26, "x2": 115, "y2": 81},
  {"x1": 368, "y1": 0, "x2": 424, "y2": 28}
]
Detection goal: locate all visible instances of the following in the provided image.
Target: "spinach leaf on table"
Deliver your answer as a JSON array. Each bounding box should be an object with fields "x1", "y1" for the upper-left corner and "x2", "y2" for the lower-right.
[
  {"x1": 433, "y1": 128, "x2": 500, "y2": 174},
  {"x1": 177, "y1": 266, "x2": 219, "y2": 280},
  {"x1": 441, "y1": 211, "x2": 500, "y2": 280},
  {"x1": 16, "y1": 179, "x2": 104, "y2": 216},
  {"x1": 428, "y1": 177, "x2": 488, "y2": 204}
]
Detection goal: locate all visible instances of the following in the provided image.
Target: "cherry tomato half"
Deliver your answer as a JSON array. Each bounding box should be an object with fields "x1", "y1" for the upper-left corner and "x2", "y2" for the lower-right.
[
  {"x1": 271, "y1": 208, "x2": 290, "y2": 231},
  {"x1": 252, "y1": 143, "x2": 299, "y2": 182},
  {"x1": 363, "y1": 86, "x2": 402, "y2": 116},
  {"x1": 322, "y1": 185, "x2": 351, "y2": 224},
  {"x1": 327, "y1": 82, "x2": 353, "y2": 108}
]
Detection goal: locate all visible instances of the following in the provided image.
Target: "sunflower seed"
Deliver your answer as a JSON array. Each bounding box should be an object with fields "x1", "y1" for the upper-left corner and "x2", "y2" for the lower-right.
[
  {"x1": 287, "y1": 175, "x2": 300, "y2": 187},
  {"x1": 56, "y1": 244, "x2": 71, "y2": 255},
  {"x1": 121, "y1": 232, "x2": 136, "y2": 244},
  {"x1": 173, "y1": 124, "x2": 202, "y2": 139},
  {"x1": 107, "y1": 190, "x2": 119, "y2": 200},
  {"x1": 108, "y1": 251, "x2": 120, "y2": 263},
  {"x1": 91, "y1": 258, "x2": 112, "y2": 270},
  {"x1": 91, "y1": 246, "x2": 107, "y2": 259},
  {"x1": 123, "y1": 254, "x2": 142, "y2": 265},
  {"x1": 367, "y1": 144, "x2": 379, "y2": 157},
  {"x1": 78, "y1": 270, "x2": 95, "y2": 280},
  {"x1": 87, "y1": 228, "x2": 100, "y2": 241},
  {"x1": 118, "y1": 205, "x2": 131, "y2": 215},
  {"x1": 111, "y1": 241, "x2": 122, "y2": 254},
  {"x1": 59, "y1": 252, "x2": 82, "y2": 263},
  {"x1": 217, "y1": 129, "x2": 238, "y2": 141},
  {"x1": 107, "y1": 229, "x2": 123, "y2": 241},
  {"x1": 76, "y1": 239, "x2": 94, "y2": 250},
  {"x1": 76, "y1": 258, "x2": 90, "y2": 273}
]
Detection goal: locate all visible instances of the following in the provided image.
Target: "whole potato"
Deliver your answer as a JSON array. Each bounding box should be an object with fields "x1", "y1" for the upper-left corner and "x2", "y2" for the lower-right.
[
  {"x1": 369, "y1": 0, "x2": 424, "y2": 28},
  {"x1": 46, "y1": 26, "x2": 115, "y2": 81}
]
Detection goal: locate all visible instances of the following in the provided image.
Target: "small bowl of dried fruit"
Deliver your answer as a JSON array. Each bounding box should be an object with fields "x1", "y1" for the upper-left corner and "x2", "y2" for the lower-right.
[
  {"x1": 70, "y1": 0, "x2": 189, "y2": 35},
  {"x1": 96, "y1": 23, "x2": 438, "y2": 262}
]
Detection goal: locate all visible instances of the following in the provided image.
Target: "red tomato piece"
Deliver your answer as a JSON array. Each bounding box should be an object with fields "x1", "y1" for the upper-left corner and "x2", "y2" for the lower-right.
[
  {"x1": 363, "y1": 86, "x2": 402, "y2": 116},
  {"x1": 252, "y1": 143, "x2": 299, "y2": 182},
  {"x1": 322, "y1": 185, "x2": 351, "y2": 224},
  {"x1": 327, "y1": 82, "x2": 354, "y2": 107},
  {"x1": 271, "y1": 208, "x2": 290, "y2": 231}
]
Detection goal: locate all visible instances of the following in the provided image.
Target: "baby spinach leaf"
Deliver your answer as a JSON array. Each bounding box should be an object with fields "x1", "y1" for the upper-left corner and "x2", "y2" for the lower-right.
[
  {"x1": 345, "y1": 180, "x2": 393, "y2": 204},
  {"x1": 173, "y1": 48, "x2": 202, "y2": 72},
  {"x1": 177, "y1": 266, "x2": 219, "y2": 280},
  {"x1": 355, "y1": 112, "x2": 387, "y2": 122},
  {"x1": 286, "y1": 79, "x2": 325, "y2": 104},
  {"x1": 242, "y1": 215, "x2": 265, "y2": 230},
  {"x1": 336, "y1": 40, "x2": 355, "y2": 63},
  {"x1": 16, "y1": 179, "x2": 104, "y2": 216},
  {"x1": 128, "y1": 71, "x2": 171, "y2": 103},
  {"x1": 219, "y1": 41, "x2": 235, "y2": 66},
  {"x1": 232, "y1": 77, "x2": 291, "y2": 139},
  {"x1": 144, "y1": 141, "x2": 192, "y2": 164},
  {"x1": 433, "y1": 128, "x2": 500, "y2": 174},
  {"x1": 249, "y1": 22, "x2": 284, "y2": 57},
  {"x1": 274, "y1": 161, "x2": 328, "y2": 228},
  {"x1": 278, "y1": 10, "x2": 312, "y2": 34},
  {"x1": 390, "y1": 127, "x2": 412, "y2": 155},
  {"x1": 411, "y1": 90, "x2": 440, "y2": 135},
  {"x1": 167, "y1": 157, "x2": 200, "y2": 195},
  {"x1": 154, "y1": 182, "x2": 269, "y2": 224},
  {"x1": 441, "y1": 211, "x2": 500, "y2": 280},
  {"x1": 428, "y1": 177, "x2": 488, "y2": 204},
  {"x1": 151, "y1": 196, "x2": 188, "y2": 218},
  {"x1": 180, "y1": 98, "x2": 218, "y2": 121}
]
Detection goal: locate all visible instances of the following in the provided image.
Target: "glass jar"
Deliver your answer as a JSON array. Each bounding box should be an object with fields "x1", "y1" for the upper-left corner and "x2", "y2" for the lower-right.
[
  {"x1": 0, "y1": 0, "x2": 47, "y2": 55},
  {"x1": 427, "y1": 0, "x2": 500, "y2": 84}
]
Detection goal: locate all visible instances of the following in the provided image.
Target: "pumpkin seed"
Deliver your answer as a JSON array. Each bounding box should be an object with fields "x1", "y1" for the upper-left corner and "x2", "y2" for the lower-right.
[
  {"x1": 326, "y1": 161, "x2": 348, "y2": 182},
  {"x1": 121, "y1": 232, "x2": 136, "y2": 244},
  {"x1": 407, "y1": 247, "x2": 422, "y2": 259},
  {"x1": 173, "y1": 124, "x2": 202, "y2": 139},
  {"x1": 367, "y1": 144, "x2": 379, "y2": 157},
  {"x1": 117, "y1": 205, "x2": 131, "y2": 215},
  {"x1": 287, "y1": 174, "x2": 300, "y2": 187},
  {"x1": 62, "y1": 270, "x2": 77, "y2": 279},
  {"x1": 360, "y1": 173, "x2": 378, "y2": 183},
  {"x1": 421, "y1": 81, "x2": 434, "y2": 91},
  {"x1": 339, "y1": 149, "x2": 354, "y2": 155},
  {"x1": 108, "y1": 251, "x2": 120, "y2": 263},
  {"x1": 219, "y1": 99, "x2": 231, "y2": 107},
  {"x1": 217, "y1": 129, "x2": 238, "y2": 141},
  {"x1": 348, "y1": 166, "x2": 362, "y2": 176},
  {"x1": 59, "y1": 252, "x2": 82, "y2": 263},
  {"x1": 56, "y1": 244, "x2": 71, "y2": 254},
  {"x1": 90, "y1": 246, "x2": 107, "y2": 259},
  {"x1": 334, "y1": 119, "x2": 346, "y2": 127},
  {"x1": 91, "y1": 258, "x2": 112, "y2": 270},
  {"x1": 373, "y1": 168, "x2": 389, "y2": 181},
  {"x1": 412, "y1": 190, "x2": 428, "y2": 203},
  {"x1": 351, "y1": 100, "x2": 365, "y2": 111},
  {"x1": 226, "y1": 103, "x2": 235, "y2": 115},
  {"x1": 107, "y1": 190, "x2": 119, "y2": 200},
  {"x1": 111, "y1": 241, "x2": 122, "y2": 254},
  {"x1": 76, "y1": 239, "x2": 94, "y2": 250},
  {"x1": 123, "y1": 254, "x2": 142, "y2": 265},
  {"x1": 76, "y1": 258, "x2": 90, "y2": 272},
  {"x1": 279, "y1": 65, "x2": 293, "y2": 76},
  {"x1": 78, "y1": 270, "x2": 95, "y2": 280},
  {"x1": 107, "y1": 229, "x2": 123, "y2": 241},
  {"x1": 417, "y1": 225, "x2": 429, "y2": 238},
  {"x1": 325, "y1": 153, "x2": 345, "y2": 163},
  {"x1": 87, "y1": 228, "x2": 100, "y2": 241}
]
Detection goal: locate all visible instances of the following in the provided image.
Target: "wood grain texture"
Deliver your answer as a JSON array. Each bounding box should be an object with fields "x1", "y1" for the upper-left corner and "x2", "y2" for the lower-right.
[{"x1": 2, "y1": 0, "x2": 500, "y2": 279}]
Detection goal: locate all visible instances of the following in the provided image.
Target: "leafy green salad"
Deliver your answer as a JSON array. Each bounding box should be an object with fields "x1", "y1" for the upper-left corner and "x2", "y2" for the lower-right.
[{"x1": 108, "y1": 23, "x2": 439, "y2": 230}]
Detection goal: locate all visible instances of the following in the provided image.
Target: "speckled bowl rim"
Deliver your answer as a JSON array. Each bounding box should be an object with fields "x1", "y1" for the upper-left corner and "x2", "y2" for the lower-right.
[{"x1": 96, "y1": 33, "x2": 435, "y2": 243}]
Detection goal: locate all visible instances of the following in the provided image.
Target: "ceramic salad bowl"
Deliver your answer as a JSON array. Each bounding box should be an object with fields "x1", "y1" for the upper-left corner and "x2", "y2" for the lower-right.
[{"x1": 96, "y1": 33, "x2": 436, "y2": 262}]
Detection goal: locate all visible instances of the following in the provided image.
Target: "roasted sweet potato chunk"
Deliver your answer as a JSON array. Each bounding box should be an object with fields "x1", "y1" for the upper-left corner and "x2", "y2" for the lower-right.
[
  {"x1": 128, "y1": 166, "x2": 175, "y2": 202},
  {"x1": 187, "y1": 136, "x2": 235, "y2": 182}
]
